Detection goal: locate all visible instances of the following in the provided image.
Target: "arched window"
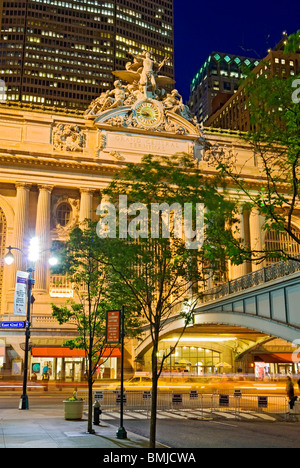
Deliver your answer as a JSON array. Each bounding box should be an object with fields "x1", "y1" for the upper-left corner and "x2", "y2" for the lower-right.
[
  {"x1": 0, "y1": 207, "x2": 7, "y2": 313},
  {"x1": 56, "y1": 202, "x2": 72, "y2": 227},
  {"x1": 265, "y1": 225, "x2": 300, "y2": 265}
]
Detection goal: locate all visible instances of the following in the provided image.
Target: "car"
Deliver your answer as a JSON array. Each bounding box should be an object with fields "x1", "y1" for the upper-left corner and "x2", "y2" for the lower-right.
[{"x1": 103, "y1": 376, "x2": 153, "y2": 391}]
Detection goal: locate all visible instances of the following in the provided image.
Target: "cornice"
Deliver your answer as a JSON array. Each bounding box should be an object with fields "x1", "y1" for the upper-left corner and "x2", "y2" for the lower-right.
[{"x1": 0, "y1": 150, "x2": 122, "y2": 176}]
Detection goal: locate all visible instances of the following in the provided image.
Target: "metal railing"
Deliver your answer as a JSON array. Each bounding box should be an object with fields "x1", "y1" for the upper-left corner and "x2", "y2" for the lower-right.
[
  {"x1": 201, "y1": 255, "x2": 300, "y2": 304},
  {"x1": 77, "y1": 390, "x2": 288, "y2": 420}
]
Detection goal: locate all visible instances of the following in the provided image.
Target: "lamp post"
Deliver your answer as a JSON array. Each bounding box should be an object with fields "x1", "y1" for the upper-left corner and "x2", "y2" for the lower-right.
[
  {"x1": 20, "y1": 267, "x2": 34, "y2": 410},
  {"x1": 4, "y1": 238, "x2": 58, "y2": 410},
  {"x1": 116, "y1": 305, "x2": 127, "y2": 439}
]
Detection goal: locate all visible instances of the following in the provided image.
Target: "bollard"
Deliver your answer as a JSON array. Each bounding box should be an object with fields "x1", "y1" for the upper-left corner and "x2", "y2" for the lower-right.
[{"x1": 93, "y1": 400, "x2": 102, "y2": 425}]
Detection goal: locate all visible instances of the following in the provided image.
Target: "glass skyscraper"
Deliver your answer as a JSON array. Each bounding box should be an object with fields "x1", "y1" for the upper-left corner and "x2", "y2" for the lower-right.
[{"x1": 0, "y1": 0, "x2": 174, "y2": 109}]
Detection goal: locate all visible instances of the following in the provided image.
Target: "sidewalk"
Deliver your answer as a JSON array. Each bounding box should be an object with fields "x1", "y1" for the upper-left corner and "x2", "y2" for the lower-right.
[{"x1": 0, "y1": 406, "x2": 165, "y2": 448}]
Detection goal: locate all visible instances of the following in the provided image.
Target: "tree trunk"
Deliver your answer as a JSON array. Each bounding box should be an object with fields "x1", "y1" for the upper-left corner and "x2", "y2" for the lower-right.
[
  {"x1": 149, "y1": 339, "x2": 158, "y2": 448},
  {"x1": 87, "y1": 355, "x2": 94, "y2": 434}
]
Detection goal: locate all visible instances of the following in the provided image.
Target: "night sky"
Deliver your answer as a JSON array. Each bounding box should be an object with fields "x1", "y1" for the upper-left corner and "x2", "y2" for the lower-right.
[{"x1": 173, "y1": 0, "x2": 300, "y2": 102}]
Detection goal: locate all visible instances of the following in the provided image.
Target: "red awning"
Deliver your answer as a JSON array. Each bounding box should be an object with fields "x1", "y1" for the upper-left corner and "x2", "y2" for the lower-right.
[
  {"x1": 254, "y1": 353, "x2": 294, "y2": 364},
  {"x1": 31, "y1": 347, "x2": 121, "y2": 358}
]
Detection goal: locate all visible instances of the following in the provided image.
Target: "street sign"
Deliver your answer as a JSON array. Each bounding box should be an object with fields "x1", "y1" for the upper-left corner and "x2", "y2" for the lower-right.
[
  {"x1": 94, "y1": 391, "x2": 104, "y2": 402},
  {"x1": 219, "y1": 394, "x2": 230, "y2": 407},
  {"x1": 189, "y1": 390, "x2": 198, "y2": 399},
  {"x1": 258, "y1": 396, "x2": 268, "y2": 408},
  {"x1": 234, "y1": 389, "x2": 242, "y2": 398},
  {"x1": 0, "y1": 321, "x2": 26, "y2": 329},
  {"x1": 143, "y1": 390, "x2": 152, "y2": 400},
  {"x1": 105, "y1": 310, "x2": 121, "y2": 344},
  {"x1": 116, "y1": 392, "x2": 127, "y2": 405},
  {"x1": 13, "y1": 271, "x2": 29, "y2": 316},
  {"x1": 172, "y1": 393, "x2": 183, "y2": 404}
]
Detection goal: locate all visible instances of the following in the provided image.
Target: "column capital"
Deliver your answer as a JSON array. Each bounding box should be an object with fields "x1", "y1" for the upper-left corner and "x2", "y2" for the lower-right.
[
  {"x1": 37, "y1": 184, "x2": 54, "y2": 193},
  {"x1": 15, "y1": 182, "x2": 32, "y2": 191},
  {"x1": 80, "y1": 188, "x2": 95, "y2": 195}
]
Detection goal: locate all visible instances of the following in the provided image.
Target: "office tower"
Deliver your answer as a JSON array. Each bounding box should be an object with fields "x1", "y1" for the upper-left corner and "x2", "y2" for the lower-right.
[
  {"x1": 205, "y1": 43, "x2": 300, "y2": 131},
  {"x1": 0, "y1": 0, "x2": 174, "y2": 109},
  {"x1": 189, "y1": 52, "x2": 259, "y2": 125}
]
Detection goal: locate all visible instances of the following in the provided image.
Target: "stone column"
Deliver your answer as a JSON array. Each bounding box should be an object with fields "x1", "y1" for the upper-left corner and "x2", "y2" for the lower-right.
[
  {"x1": 249, "y1": 208, "x2": 265, "y2": 271},
  {"x1": 34, "y1": 185, "x2": 53, "y2": 293},
  {"x1": 9, "y1": 183, "x2": 31, "y2": 289},
  {"x1": 79, "y1": 189, "x2": 94, "y2": 223},
  {"x1": 230, "y1": 208, "x2": 248, "y2": 280}
]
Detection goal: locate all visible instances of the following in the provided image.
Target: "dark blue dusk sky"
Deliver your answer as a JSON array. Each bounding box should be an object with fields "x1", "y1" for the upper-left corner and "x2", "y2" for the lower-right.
[{"x1": 173, "y1": 0, "x2": 300, "y2": 101}]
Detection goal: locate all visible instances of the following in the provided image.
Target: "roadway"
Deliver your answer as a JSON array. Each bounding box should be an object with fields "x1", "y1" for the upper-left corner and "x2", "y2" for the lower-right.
[
  {"x1": 107, "y1": 418, "x2": 300, "y2": 448},
  {"x1": 0, "y1": 392, "x2": 299, "y2": 448},
  {"x1": 0, "y1": 377, "x2": 296, "y2": 397}
]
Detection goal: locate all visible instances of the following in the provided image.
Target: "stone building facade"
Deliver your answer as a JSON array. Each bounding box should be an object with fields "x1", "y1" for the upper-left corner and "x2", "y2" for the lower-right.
[{"x1": 0, "y1": 50, "x2": 299, "y2": 382}]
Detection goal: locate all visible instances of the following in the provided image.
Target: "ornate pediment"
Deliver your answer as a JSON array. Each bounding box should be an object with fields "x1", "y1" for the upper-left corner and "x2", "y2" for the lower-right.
[
  {"x1": 84, "y1": 49, "x2": 203, "y2": 139},
  {"x1": 92, "y1": 101, "x2": 200, "y2": 138}
]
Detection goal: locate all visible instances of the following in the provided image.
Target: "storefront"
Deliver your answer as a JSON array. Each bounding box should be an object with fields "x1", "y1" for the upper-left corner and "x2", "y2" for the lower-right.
[
  {"x1": 254, "y1": 353, "x2": 300, "y2": 379},
  {"x1": 144, "y1": 345, "x2": 223, "y2": 375},
  {"x1": 30, "y1": 347, "x2": 121, "y2": 382}
]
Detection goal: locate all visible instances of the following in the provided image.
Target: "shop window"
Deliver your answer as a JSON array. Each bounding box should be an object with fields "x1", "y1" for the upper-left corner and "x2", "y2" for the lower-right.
[{"x1": 157, "y1": 345, "x2": 221, "y2": 375}]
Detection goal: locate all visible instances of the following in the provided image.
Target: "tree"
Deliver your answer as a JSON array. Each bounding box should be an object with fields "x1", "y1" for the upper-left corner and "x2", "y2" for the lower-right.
[
  {"x1": 98, "y1": 153, "x2": 239, "y2": 447},
  {"x1": 284, "y1": 30, "x2": 300, "y2": 53},
  {"x1": 51, "y1": 224, "x2": 141, "y2": 434},
  {"x1": 214, "y1": 51, "x2": 300, "y2": 265}
]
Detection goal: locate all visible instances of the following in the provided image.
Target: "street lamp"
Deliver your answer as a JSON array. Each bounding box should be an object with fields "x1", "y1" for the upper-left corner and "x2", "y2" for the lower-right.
[{"x1": 4, "y1": 238, "x2": 58, "y2": 410}]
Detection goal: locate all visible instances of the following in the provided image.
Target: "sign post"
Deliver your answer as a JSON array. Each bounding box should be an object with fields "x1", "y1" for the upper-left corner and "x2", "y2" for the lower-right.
[
  {"x1": 19, "y1": 268, "x2": 35, "y2": 410},
  {"x1": 116, "y1": 306, "x2": 127, "y2": 440}
]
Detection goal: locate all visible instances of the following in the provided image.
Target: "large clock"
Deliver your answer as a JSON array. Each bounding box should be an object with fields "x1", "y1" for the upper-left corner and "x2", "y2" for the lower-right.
[{"x1": 133, "y1": 99, "x2": 163, "y2": 128}]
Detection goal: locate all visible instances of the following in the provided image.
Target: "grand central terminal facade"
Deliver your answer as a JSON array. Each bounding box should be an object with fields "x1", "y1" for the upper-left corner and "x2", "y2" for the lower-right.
[{"x1": 0, "y1": 51, "x2": 299, "y2": 383}]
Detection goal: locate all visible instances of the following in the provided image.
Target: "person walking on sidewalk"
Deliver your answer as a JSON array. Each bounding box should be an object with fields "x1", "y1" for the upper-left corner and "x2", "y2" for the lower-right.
[{"x1": 286, "y1": 376, "x2": 297, "y2": 409}]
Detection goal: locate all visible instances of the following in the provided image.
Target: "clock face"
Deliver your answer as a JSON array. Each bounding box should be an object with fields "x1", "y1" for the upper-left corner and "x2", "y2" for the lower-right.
[{"x1": 134, "y1": 100, "x2": 162, "y2": 127}]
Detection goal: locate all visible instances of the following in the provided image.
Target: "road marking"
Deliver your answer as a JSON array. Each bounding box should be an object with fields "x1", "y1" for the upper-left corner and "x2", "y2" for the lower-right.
[
  {"x1": 252, "y1": 413, "x2": 276, "y2": 421},
  {"x1": 238, "y1": 412, "x2": 257, "y2": 420},
  {"x1": 212, "y1": 411, "x2": 237, "y2": 419},
  {"x1": 158, "y1": 411, "x2": 187, "y2": 419},
  {"x1": 101, "y1": 409, "x2": 277, "y2": 422},
  {"x1": 210, "y1": 420, "x2": 238, "y2": 428}
]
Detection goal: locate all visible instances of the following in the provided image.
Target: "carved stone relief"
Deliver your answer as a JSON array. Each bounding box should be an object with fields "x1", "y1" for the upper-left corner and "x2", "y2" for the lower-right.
[{"x1": 52, "y1": 123, "x2": 85, "y2": 152}]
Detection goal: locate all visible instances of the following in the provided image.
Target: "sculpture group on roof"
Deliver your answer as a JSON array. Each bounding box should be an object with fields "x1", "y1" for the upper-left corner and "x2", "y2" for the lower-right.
[{"x1": 84, "y1": 49, "x2": 199, "y2": 129}]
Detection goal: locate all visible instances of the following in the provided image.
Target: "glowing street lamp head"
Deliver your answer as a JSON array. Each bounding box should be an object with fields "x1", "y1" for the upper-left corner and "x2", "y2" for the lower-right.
[
  {"x1": 48, "y1": 255, "x2": 58, "y2": 267},
  {"x1": 28, "y1": 237, "x2": 40, "y2": 263},
  {"x1": 4, "y1": 248, "x2": 14, "y2": 265}
]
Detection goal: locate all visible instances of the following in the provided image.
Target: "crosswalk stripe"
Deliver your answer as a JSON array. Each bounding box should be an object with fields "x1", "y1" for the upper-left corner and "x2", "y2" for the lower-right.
[
  {"x1": 158, "y1": 411, "x2": 187, "y2": 419},
  {"x1": 101, "y1": 409, "x2": 276, "y2": 422},
  {"x1": 212, "y1": 411, "x2": 237, "y2": 419},
  {"x1": 252, "y1": 413, "x2": 276, "y2": 421},
  {"x1": 238, "y1": 412, "x2": 257, "y2": 420}
]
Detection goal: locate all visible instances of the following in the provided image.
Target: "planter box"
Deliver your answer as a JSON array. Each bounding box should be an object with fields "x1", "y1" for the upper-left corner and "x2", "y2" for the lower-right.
[{"x1": 63, "y1": 400, "x2": 84, "y2": 420}]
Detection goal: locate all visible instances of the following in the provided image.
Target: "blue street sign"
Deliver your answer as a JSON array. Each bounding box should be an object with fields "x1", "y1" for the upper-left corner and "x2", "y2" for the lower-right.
[{"x1": 0, "y1": 321, "x2": 26, "y2": 329}]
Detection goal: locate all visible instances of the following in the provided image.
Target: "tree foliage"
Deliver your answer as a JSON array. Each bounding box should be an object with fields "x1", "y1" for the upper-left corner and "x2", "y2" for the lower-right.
[
  {"x1": 99, "y1": 152, "x2": 239, "y2": 447},
  {"x1": 215, "y1": 50, "x2": 300, "y2": 263},
  {"x1": 51, "y1": 224, "x2": 141, "y2": 434}
]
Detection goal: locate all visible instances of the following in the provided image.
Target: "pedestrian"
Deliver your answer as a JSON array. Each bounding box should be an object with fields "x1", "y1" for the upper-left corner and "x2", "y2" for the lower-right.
[
  {"x1": 286, "y1": 376, "x2": 297, "y2": 409},
  {"x1": 42, "y1": 371, "x2": 50, "y2": 391}
]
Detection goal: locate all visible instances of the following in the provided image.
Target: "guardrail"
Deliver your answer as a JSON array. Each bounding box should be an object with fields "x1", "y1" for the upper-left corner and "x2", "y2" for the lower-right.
[{"x1": 77, "y1": 390, "x2": 288, "y2": 420}]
